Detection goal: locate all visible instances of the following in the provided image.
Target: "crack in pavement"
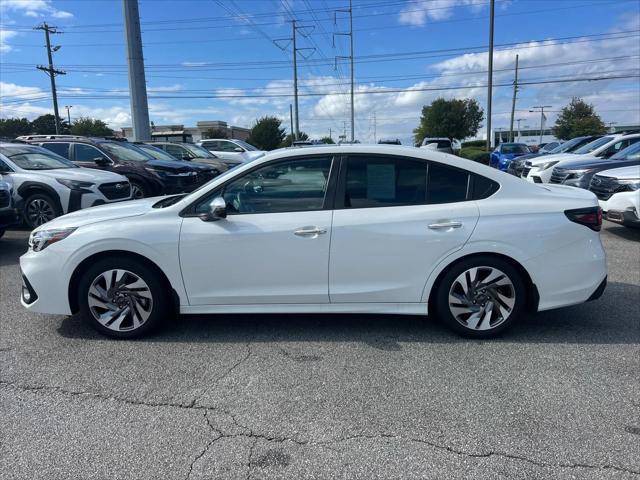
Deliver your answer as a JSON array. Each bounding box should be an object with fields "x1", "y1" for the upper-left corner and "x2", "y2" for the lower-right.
[{"x1": 2, "y1": 379, "x2": 638, "y2": 477}]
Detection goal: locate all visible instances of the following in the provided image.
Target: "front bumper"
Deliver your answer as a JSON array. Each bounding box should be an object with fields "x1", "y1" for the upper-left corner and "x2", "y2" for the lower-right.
[
  {"x1": 605, "y1": 208, "x2": 640, "y2": 227},
  {"x1": 20, "y1": 246, "x2": 73, "y2": 315}
]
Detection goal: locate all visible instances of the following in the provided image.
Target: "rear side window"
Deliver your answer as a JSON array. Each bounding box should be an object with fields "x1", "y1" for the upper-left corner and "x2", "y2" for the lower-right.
[
  {"x1": 471, "y1": 174, "x2": 500, "y2": 200},
  {"x1": 344, "y1": 156, "x2": 427, "y2": 208},
  {"x1": 41, "y1": 142, "x2": 70, "y2": 159},
  {"x1": 427, "y1": 163, "x2": 469, "y2": 204},
  {"x1": 75, "y1": 144, "x2": 107, "y2": 162}
]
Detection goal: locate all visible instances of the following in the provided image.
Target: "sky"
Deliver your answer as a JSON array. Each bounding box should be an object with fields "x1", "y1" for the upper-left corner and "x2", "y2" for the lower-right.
[{"x1": 1, "y1": 0, "x2": 639, "y2": 144}]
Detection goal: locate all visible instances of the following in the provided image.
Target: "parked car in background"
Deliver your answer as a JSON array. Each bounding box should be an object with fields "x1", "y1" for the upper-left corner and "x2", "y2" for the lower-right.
[
  {"x1": 419, "y1": 138, "x2": 454, "y2": 154},
  {"x1": 20, "y1": 145, "x2": 606, "y2": 339},
  {"x1": 507, "y1": 135, "x2": 600, "y2": 176},
  {"x1": 0, "y1": 143, "x2": 131, "y2": 228},
  {"x1": 589, "y1": 165, "x2": 640, "y2": 228},
  {"x1": 149, "y1": 142, "x2": 232, "y2": 171},
  {"x1": 489, "y1": 143, "x2": 530, "y2": 171},
  {"x1": 0, "y1": 177, "x2": 20, "y2": 238},
  {"x1": 549, "y1": 141, "x2": 640, "y2": 189},
  {"x1": 538, "y1": 142, "x2": 562, "y2": 154},
  {"x1": 197, "y1": 138, "x2": 266, "y2": 166},
  {"x1": 523, "y1": 133, "x2": 640, "y2": 183},
  {"x1": 133, "y1": 142, "x2": 223, "y2": 178},
  {"x1": 378, "y1": 138, "x2": 402, "y2": 145},
  {"x1": 28, "y1": 137, "x2": 215, "y2": 199}
]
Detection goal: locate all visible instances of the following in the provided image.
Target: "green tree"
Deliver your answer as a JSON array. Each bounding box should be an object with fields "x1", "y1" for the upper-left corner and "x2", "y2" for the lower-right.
[
  {"x1": 70, "y1": 117, "x2": 113, "y2": 137},
  {"x1": 247, "y1": 116, "x2": 286, "y2": 150},
  {"x1": 30, "y1": 114, "x2": 69, "y2": 134},
  {"x1": 413, "y1": 98, "x2": 484, "y2": 145},
  {"x1": 202, "y1": 127, "x2": 228, "y2": 139},
  {"x1": 320, "y1": 136, "x2": 335, "y2": 144},
  {"x1": 0, "y1": 118, "x2": 32, "y2": 139},
  {"x1": 553, "y1": 97, "x2": 606, "y2": 140},
  {"x1": 280, "y1": 131, "x2": 309, "y2": 147}
]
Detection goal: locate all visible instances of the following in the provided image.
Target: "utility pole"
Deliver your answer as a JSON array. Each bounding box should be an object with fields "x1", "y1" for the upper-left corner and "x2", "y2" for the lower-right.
[
  {"x1": 530, "y1": 106, "x2": 552, "y2": 145},
  {"x1": 335, "y1": 0, "x2": 354, "y2": 142},
  {"x1": 291, "y1": 20, "x2": 300, "y2": 140},
  {"x1": 123, "y1": 0, "x2": 151, "y2": 141},
  {"x1": 372, "y1": 111, "x2": 377, "y2": 143},
  {"x1": 485, "y1": 0, "x2": 495, "y2": 151},
  {"x1": 329, "y1": 128, "x2": 332, "y2": 141},
  {"x1": 35, "y1": 23, "x2": 66, "y2": 134},
  {"x1": 289, "y1": 103, "x2": 294, "y2": 141},
  {"x1": 65, "y1": 105, "x2": 72, "y2": 126},
  {"x1": 508, "y1": 54, "x2": 519, "y2": 142}
]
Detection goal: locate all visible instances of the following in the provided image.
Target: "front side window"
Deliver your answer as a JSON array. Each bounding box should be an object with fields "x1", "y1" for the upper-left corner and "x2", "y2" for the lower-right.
[
  {"x1": 344, "y1": 156, "x2": 427, "y2": 208},
  {"x1": 75, "y1": 144, "x2": 108, "y2": 162},
  {"x1": 234, "y1": 140, "x2": 258, "y2": 151},
  {"x1": 41, "y1": 142, "x2": 70, "y2": 159},
  {"x1": 574, "y1": 136, "x2": 614, "y2": 154},
  {"x1": 218, "y1": 141, "x2": 241, "y2": 152},
  {"x1": 164, "y1": 144, "x2": 189, "y2": 159},
  {"x1": 196, "y1": 157, "x2": 332, "y2": 214}
]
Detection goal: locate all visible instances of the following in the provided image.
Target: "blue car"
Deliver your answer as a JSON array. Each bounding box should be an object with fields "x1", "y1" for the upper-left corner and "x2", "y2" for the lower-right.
[{"x1": 490, "y1": 143, "x2": 531, "y2": 171}]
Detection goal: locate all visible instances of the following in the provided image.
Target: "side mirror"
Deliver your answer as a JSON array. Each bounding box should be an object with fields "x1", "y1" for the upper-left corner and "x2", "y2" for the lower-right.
[
  {"x1": 94, "y1": 157, "x2": 111, "y2": 166},
  {"x1": 199, "y1": 196, "x2": 227, "y2": 222},
  {"x1": 233, "y1": 147, "x2": 244, "y2": 152}
]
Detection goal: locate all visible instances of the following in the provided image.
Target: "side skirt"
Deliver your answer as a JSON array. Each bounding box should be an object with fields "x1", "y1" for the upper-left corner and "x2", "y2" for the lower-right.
[{"x1": 180, "y1": 303, "x2": 428, "y2": 316}]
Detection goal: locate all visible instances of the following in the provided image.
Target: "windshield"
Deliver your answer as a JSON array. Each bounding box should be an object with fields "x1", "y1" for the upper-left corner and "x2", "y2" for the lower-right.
[
  {"x1": 233, "y1": 140, "x2": 258, "y2": 151},
  {"x1": 610, "y1": 141, "x2": 640, "y2": 161},
  {"x1": 550, "y1": 137, "x2": 583, "y2": 153},
  {"x1": 100, "y1": 141, "x2": 153, "y2": 162},
  {"x1": 137, "y1": 144, "x2": 178, "y2": 161},
  {"x1": 0, "y1": 145, "x2": 77, "y2": 170},
  {"x1": 502, "y1": 144, "x2": 529, "y2": 154},
  {"x1": 573, "y1": 136, "x2": 613, "y2": 154},
  {"x1": 184, "y1": 144, "x2": 216, "y2": 158}
]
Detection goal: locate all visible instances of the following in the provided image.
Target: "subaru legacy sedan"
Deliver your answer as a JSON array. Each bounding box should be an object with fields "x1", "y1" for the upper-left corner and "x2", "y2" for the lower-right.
[{"x1": 20, "y1": 145, "x2": 607, "y2": 339}]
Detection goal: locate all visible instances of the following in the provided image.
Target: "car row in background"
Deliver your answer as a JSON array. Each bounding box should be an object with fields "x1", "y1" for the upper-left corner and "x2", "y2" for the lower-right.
[
  {"x1": 196, "y1": 138, "x2": 266, "y2": 165},
  {"x1": 489, "y1": 143, "x2": 530, "y2": 171},
  {"x1": 590, "y1": 165, "x2": 640, "y2": 228},
  {"x1": 0, "y1": 143, "x2": 132, "y2": 229}
]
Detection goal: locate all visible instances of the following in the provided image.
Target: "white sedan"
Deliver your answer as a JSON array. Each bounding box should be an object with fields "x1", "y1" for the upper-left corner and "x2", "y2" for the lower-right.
[{"x1": 20, "y1": 145, "x2": 607, "y2": 338}]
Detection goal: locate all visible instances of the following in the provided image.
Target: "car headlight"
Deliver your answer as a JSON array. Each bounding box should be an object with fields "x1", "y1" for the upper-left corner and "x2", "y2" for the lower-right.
[
  {"x1": 568, "y1": 168, "x2": 596, "y2": 179},
  {"x1": 539, "y1": 160, "x2": 559, "y2": 170},
  {"x1": 29, "y1": 227, "x2": 77, "y2": 252},
  {"x1": 619, "y1": 178, "x2": 640, "y2": 191},
  {"x1": 56, "y1": 178, "x2": 95, "y2": 190}
]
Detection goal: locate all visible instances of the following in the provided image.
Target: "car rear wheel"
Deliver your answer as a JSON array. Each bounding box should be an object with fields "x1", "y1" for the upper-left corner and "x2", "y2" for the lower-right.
[
  {"x1": 434, "y1": 256, "x2": 526, "y2": 338},
  {"x1": 78, "y1": 258, "x2": 169, "y2": 338},
  {"x1": 23, "y1": 193, "x2": 61, "y2": 229}
]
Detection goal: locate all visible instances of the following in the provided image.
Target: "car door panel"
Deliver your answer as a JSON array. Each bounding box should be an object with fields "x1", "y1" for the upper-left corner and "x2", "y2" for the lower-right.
[{"x1": 329, "y1": 203, "x2": 478, "y2": 303}]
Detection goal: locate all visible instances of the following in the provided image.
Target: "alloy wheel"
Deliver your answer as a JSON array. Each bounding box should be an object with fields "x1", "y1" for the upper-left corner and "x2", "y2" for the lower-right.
[
  {"x1": 131, "y1": 183, "x2": 145, "y2": 199},
  {"x1": 87, "y1": 269, "x2": 153, "y2": 332},
  {"x1": 27, "y1": 198, "x2": 56, "y2": 227},
  {"x1": 448, "y1": 266, "x2": 516, "y2": 331}
]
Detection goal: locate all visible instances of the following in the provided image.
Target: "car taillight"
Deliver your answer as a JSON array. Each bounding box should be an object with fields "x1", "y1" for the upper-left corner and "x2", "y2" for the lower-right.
[{"x1": 564, "y1": 207, "x2": 602, "y2": 231}]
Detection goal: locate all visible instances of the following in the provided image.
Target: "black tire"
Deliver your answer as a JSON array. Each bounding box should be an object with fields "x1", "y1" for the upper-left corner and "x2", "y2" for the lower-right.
[
  {"x1": 129, "y1": 179, "x2": 148, "y2": 199},
  {"x1": 433, "y1": 256, "x2": 527, "y2": 338},
  {"x1": 23, "y1": 193, "x2": 62, "y2": 229},
  {"x1": 77, "y1": 257, "x2": 170, "y2": 339}
]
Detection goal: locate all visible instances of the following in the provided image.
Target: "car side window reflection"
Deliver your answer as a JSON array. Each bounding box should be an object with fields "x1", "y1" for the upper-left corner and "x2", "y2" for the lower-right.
[{"x1": 196, "y1": 157, "x2": 332, "y2": 215}]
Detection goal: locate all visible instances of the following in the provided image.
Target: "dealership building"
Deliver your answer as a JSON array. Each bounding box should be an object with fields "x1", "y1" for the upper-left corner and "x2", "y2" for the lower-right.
[{"x1": 121, "y1": 120, "x2": 250, "y2": 143}]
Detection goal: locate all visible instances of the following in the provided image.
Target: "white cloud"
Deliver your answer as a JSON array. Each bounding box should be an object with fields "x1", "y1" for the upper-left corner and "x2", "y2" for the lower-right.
[
  {"x1": 0, "y1": 0, "x2": 73, "y2": 19},
  {"x1": 398, "y1": 0, "x2": 489, "y2": 27},
  {"x1": 0, "y1": 29, "x2": 19, "y2": 53}
]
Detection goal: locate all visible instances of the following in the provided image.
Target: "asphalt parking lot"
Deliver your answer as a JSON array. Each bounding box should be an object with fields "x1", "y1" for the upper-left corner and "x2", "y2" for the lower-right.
[{"x1": 1, "y1": 224, "x2": 639, "y2": 480}]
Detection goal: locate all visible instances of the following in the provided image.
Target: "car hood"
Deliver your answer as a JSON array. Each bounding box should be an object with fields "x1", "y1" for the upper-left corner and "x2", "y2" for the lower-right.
[
  {"x1": 595, "y1": 165, "x2": 640, "y2": 180},
  {"x1": 528, "y1": 153, "x2": 589, "y2": 166},
  {"x1": 515, "y1": 152, "x2": 543, "y2": 161},
  {"x1": 554, "y1": 158, "x2": 639, "y2": 171},
  {"x1": 35, "y1": 197, "x2": 159, "y2": 230},
  {"x1": 26, "y1": 167, "x2": 127, "y2": 183},
  {"x1": 146, "y1": 159, "x2": 199, "y2": 173}
]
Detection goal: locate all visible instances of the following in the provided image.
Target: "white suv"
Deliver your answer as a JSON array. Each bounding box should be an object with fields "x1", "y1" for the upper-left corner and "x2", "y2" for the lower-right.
[
  {"x1": 523, "y1": 133, "x2": 640, "y2": 183},
  {"x1": 589, "y1": 165, "x2": 640, "y2": 228},
  {"x1": 0, "y1": 143, "x2": 132, "y2": 228},
  {"x1": 196, "y1": 139, "x2": 265, "y2": 165}
]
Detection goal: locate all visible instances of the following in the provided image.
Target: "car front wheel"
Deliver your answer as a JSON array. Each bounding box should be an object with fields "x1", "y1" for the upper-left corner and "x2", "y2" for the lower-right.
[
  {"x1": 434, "y1": 256, "x2": 526, "y2": 338},
  {"x1": 23, "y1": 193, "x2": 61, "y2": 229},
  {"x1": 77, "y1": 258, "x2": 169, "y2": 338},
  {"x1": 129, "y1": 180, "x2": 148, "y2": 199}
]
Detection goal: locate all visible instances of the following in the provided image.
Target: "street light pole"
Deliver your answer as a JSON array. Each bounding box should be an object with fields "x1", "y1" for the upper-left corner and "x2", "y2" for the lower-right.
[
  {"x1": 65, "y1": 105, "x2": 72, "y2": 126},
  {"x1": 485, "y1": 0, "x2": 495, "y2": 151},
  {"x1": 530, "y1": 105, "x2": 552, "y2": 145}
]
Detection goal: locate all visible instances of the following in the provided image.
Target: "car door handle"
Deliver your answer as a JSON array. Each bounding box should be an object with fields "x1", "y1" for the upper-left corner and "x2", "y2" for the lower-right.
[
  {"x1": 294, "y1": 227, "x2": 327, "y2": 237},
  {"x1": 428, "y1": 221, "x2": 463, "y2": 230}
]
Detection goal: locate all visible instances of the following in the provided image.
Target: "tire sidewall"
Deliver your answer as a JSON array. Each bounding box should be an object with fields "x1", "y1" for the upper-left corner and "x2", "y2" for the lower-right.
[
  {"x1": 434, "y1": 256, "x2": 526, "y2": 338},
  {"x1": 129, "y1": 179, "x2": 148, "y2": 199},
  {"x1": 77, "y1": 257, "x2": 168, "y2": 339},
  {"x1": 23, "y1": 193, "x2": 61, "y2": 229}
]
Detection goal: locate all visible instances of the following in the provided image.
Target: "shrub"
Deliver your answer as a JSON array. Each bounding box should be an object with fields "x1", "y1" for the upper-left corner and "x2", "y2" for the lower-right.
[
  {"x1": 461, "y1": 140, "x2": 487, "y2": 148},
  {"x1": 458, "y1": 147, "x2": 490, "y2": 165}
]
